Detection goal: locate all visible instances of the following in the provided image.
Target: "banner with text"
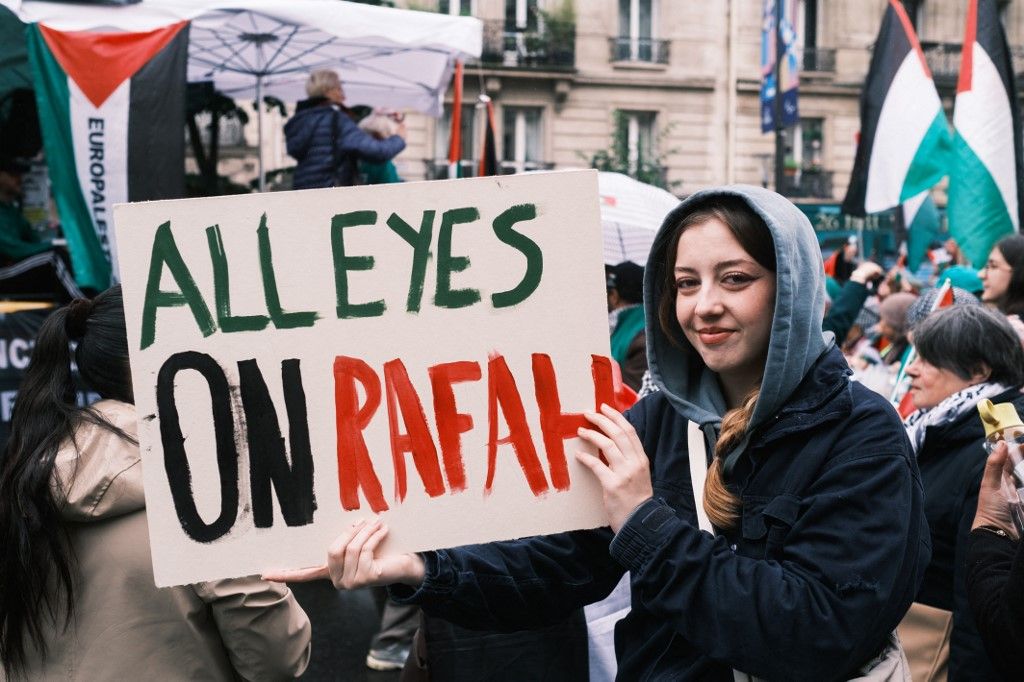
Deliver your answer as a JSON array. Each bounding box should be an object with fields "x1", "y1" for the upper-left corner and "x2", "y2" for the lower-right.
[{"x1": 114, "y1": 170, "x2": 613, "y2": 586}]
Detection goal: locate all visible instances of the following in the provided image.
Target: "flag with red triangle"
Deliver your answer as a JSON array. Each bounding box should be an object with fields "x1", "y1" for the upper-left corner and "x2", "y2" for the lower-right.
[{"x1": 26, "y1": 21, "x2": 189, "y2": 291}]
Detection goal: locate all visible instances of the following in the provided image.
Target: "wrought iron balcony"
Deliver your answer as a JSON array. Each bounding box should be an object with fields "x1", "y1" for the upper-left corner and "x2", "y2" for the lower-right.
[
  {"x1": 802, "y1": 47, "x2": 836, "y2": 73},
  {"x1": 478, "y1": 19, "x2": 575, "y2": 70},
  {"x1": 608, "y1": 37, "x2": 670, "y2": 64},
  {"x1": 778, "y1": 168, "x2": 834, "y2": 200}
]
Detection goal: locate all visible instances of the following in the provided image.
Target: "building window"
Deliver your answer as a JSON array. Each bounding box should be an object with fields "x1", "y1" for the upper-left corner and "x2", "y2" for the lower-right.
[
  {"x1": 439, "y1": 0, "x2": 473, "y2": 16},
  {"x1": 902, "y1": 1, "x2": 924, "y2": 33},
  {"x1": 616, "y1": 110, "x2": 656, "y2": 174},
  {"x1": 798, "y1": 118, "x2": 824, "y2": 169},
  {"x1": 435, "y1": 103, "x2": 477, "y2": 176},
  {"x1": 618, "y1": 0, "x2": 655, "y2": 61},
  {"x1": 799, "y1": 0, "x2": 817, "y2": 49},
  {"x1": 501, "y1": 106, "x2": 544, "y2": 173},
  {"x1": 505, "y1": 0, "x2": 538, "y2": 31}
]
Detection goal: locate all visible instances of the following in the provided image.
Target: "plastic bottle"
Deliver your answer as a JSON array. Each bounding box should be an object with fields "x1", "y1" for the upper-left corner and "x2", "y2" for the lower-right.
[{"x1": 977, "y1": 399, "x2": 1024, "y2": 536}]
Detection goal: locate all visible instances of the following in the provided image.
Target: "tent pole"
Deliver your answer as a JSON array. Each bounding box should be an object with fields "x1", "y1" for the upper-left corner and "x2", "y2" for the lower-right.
[{"x1": 256, "y1": 74, "x2": 265, "y2": 192}]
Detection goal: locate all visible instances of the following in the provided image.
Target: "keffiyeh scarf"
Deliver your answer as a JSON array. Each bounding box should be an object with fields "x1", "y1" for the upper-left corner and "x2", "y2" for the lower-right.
[{"x1": 903, "y1": 382, "x2": 1008, "y2": 454}]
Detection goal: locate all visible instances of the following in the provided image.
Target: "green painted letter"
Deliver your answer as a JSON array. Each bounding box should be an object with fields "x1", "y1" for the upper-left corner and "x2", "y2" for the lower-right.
[
  {"x1": 332, "y1": 211, "x2": 386, "y2": 318},
  {"x1": 491, "y1": 204, "x2": 543, "y2": 308},
  {"x1": 435, "y1": 207, "x2": 481, "y2": 309},
  {"x1": 207, "y1": 225, "x2": 270, "y2": 333},
  {"x1": 257, "y1": 214, "x2": 319, "y2": 329},
  {"x1": 140, "y1": 222, "x2": 215, "y2": 349},
  {"x1": 387, "y1": 210, "x2": 435, "y2": 313}
]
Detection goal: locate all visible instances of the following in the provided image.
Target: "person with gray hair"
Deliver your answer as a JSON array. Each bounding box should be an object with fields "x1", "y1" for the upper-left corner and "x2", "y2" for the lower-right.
[
  {"x1": 284, "y1": 69, "x2": 406, "y2": 189},
  {"x1": 898, "y1": 305, "x2": 1024, "y2": 681}
]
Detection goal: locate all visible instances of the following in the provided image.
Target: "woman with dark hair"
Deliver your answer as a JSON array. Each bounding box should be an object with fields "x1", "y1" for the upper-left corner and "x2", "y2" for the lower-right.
[
  {"x1": 980, "y1": 234, "x2": 1024, "y2": 324},
  {"x1": 271, "y1": 186, "x2": 929, "y2": 680},
  {"x1": 0, "y1": 286, "x2": 312, "y2": 680},
  {"x1": 898, "y1": 305, "x2": 1024, "y2": 681}
]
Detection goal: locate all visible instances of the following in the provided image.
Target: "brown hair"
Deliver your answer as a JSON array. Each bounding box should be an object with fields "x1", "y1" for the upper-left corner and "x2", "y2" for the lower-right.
[{"x1": 656, "y1": 195, "x2": 775, "y2": 531}]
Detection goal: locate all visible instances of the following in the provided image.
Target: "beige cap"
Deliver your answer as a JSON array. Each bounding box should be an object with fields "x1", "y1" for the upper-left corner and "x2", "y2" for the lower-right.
[{"x1": 978, "y1": 399, "x2": 1024, "y2": 439}]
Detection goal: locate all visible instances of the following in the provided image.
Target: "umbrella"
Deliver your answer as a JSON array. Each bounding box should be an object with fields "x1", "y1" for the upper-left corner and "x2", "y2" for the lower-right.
[
  {"x1": 3, "y1": 0, "x2": 482, "y2": 189},
  {"x1": 598, "y1": 171, "x2": 680, "y2": 265}
]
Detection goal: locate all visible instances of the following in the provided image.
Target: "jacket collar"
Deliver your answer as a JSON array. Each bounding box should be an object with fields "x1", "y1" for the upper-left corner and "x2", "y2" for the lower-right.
[{"x1": 753, "y1": 345, "x2": 852, "y2": 446}]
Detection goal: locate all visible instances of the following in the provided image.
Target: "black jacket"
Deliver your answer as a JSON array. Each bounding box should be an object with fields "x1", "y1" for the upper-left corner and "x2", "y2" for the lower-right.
[
  {"x1": 966, "y1": 528, "x2": 1024, "y2": 679},
  {"x1": 392, "y1": 348, "x2": 930, "y2": 681},
  {"x1": 914, "y1": 388, "x2": 1024, "y2": 681}
]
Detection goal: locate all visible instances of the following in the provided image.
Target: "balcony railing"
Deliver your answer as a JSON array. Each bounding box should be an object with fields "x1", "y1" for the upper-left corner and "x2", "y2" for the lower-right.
[
  {"x1": 425, "y1": 159, "x2": 555, "y2": 180},
  {"x1": 478, "y1": 19, "x2": 575, "y2": 70},
  {"x1": 802, "y1": 47, "x2": 836, "y2": 73},
  {"x1": 609, "y1": 37, "x2": 670, "y2": 64},
  {"x1": 779, "y1": 168, "x2": 834, "y2": 199}
]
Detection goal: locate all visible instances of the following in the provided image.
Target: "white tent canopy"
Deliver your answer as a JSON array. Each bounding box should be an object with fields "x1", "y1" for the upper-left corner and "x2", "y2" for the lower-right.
[
  {"x1": 598, "y1": 172, "x2": 680, "y2": 265},
  {"x1": 1, "y1": 0, "x2": 481, "y2": 116}
]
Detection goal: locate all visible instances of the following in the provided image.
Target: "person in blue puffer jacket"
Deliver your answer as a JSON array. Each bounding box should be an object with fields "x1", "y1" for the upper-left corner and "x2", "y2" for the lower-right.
[
  {"x1": 284, "y1": 70, "x2": 406, "y2": 189},
  {"x1": 271, "y1": 186, "x2": 931, "y2": 681}
]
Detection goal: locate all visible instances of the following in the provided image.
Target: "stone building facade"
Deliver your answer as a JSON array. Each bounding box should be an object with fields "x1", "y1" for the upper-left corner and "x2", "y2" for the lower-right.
[{"x1": 214, "y1": 0, "x2": 1023, "y2": 204}]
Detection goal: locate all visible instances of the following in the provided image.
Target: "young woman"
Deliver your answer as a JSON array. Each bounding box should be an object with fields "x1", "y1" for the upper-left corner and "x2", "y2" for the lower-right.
[
  {"x1": 0, "y1": 286, "x2": 312, "y2": 680},
  {"x1": 980, "y1": 235, "x2": 1024, "y2": 319},
  {"x1": 272, "y1": 186, "x2": 930, "y2": 680},
  {"x1": 898, "y1": 305, "x2": 1024, "y2": 681}
]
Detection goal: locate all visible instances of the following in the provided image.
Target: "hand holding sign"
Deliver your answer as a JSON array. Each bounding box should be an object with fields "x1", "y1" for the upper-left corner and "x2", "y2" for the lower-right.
[
  {"x1": 575, "y1": 404, "x2": 653, "y2": 533},
  {"x1": 264, "y1": 519, "x2": 426, "y2": 588}
]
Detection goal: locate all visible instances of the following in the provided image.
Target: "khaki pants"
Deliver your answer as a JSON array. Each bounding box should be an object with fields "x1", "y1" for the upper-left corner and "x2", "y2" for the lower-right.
[{"x1": 897, "y1": 602, "x2": 952, "y2": 682}]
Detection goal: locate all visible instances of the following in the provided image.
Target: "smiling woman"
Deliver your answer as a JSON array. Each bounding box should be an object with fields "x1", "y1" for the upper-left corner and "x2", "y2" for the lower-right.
[
  {"x1": 899, "y1": 305, "x2": 1024, "y2": 680},
  {"x1": 271, "y1": 186, "x2": 930, "y2": 681}
]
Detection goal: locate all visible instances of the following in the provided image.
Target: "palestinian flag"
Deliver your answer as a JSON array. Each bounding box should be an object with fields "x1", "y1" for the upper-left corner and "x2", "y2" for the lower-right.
[
  {"x1": 842, "y1": 0, "x2": 951, "y2": 217},
  {"x1": 902, "y1": 191, "x2": 941, "y2": 271},
  {"x1": 26, "y1": 21, "x2": 188, "y2": 292},
  {"x1": 947, "y1": 0, "x2": 1024, "y2": 268}
]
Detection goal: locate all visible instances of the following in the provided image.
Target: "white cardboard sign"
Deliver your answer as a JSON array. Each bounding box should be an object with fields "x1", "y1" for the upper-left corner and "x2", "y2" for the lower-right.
[{"x1": 114, "y1": 170, "x2": 614, "y2": 586}]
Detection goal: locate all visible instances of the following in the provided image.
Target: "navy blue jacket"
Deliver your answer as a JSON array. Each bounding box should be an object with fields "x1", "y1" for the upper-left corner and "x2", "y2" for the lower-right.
[
  {"x1": 392, "y1": 347, "x2": 931, "y2": 681},
  {"x1": 284, "y1": 98, "x2": 405, "y2": 189},
  {"x1": 913, "y1": 387, "x2": 1024, "y2": 681}
]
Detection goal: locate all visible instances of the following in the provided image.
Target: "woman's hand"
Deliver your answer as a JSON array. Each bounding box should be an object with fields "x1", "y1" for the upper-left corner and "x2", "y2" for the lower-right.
[
  {"x1": 575, "y1": 404, "x2": 654, "y2": 533},
  {"x1": 972, "y1": 441, "x2": 1021, "y2": 540},
  {"x1": 263, "y1": 519, "x2": 427, "y2": 589}
]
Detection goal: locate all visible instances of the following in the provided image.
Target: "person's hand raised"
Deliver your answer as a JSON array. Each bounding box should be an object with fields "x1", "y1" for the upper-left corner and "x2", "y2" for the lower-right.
[
  {"x1": 263, "y1": 519, "x2": 426, "y2": 588},
  {"x1": 972, "y1": 441, "x2": 1021, "y2": 540},
  {"x1": 395, "y1": 121, "x2": 407, "y2": 139},
  {"x1": 575, "y1": 404, "x2": 654, "y2": 533}
]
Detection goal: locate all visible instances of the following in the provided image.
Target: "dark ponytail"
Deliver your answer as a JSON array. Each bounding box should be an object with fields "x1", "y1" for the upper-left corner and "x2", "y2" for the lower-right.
[{"x1": 0, "y1": 285, "x2": 134, "y2": 678}]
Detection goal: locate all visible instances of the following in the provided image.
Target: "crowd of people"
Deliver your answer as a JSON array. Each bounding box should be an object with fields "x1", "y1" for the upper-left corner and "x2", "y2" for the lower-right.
[{"x1": 2, "y1": 69, "x2": 1024, "y2": 682}]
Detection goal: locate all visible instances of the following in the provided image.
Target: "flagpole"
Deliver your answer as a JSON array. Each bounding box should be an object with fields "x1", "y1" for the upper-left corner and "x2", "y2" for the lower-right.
[
  {"x1": 773, "y1": 0, "x2": 785, "y2": 194},
  {"x1": 256, "y1": 74, "x2": 265, "y2": 192}
]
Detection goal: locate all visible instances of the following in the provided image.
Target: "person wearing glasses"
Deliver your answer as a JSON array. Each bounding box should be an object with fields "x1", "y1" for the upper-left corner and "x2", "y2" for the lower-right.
[{"x1": 979, "y1": 235, "x2": 1024, "y2": 342}]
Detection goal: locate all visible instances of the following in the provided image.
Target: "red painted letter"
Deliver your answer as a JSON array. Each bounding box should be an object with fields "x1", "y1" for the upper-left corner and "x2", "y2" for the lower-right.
[
  {"x1": 333, "y1": 356, "x2": 388, "y2": 512},
  {"x1": 533, "y1": 354, "x2": 619, "y2": 490},
  {"x1": 383, "y1": 359, "x2": 446, "y2": 503},
  {"x1": 428, "y1": 360, "x2": 482, "y2": 492},
  {"x1": 486, "y1": 353, "x2": 548, "y2": 496}
]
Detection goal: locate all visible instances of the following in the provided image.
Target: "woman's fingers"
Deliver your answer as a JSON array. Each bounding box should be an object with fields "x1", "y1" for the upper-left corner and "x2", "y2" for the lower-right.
[
  {"x1": 575, "y1": 449, "x2": 616, "y2": 487},
  {"x1": 982, "y1": 441, "x2": 1010, "y2": 491},
  {"x1": 577, "y1": 423, "x2": 625, "y2": 465},
  {"x1": 599, "y1": 403, "x2": 645, "y2": 456},
  {"x1": 261, "y1": 564, "x2": 329, "y2": 583},
  {"x1": 339, "y1": 519, "x2": 384, "y2": 588}
]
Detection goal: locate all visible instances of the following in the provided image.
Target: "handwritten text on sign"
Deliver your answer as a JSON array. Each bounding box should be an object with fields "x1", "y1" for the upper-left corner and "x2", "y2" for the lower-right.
[{"x1": 114, "y1": 170, "x2": 612, "y2": 586}]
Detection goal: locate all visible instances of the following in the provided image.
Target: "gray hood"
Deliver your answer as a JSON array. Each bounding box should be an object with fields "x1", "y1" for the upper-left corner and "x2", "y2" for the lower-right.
[{"x1": 643, "y1": 184, "x2": 832, "y2": 433}]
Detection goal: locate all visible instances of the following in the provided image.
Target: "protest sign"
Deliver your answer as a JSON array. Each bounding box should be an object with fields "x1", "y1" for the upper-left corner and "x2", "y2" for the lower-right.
[{"x1": 114, "y1": 170, "x2": 616, "y2": 586}]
